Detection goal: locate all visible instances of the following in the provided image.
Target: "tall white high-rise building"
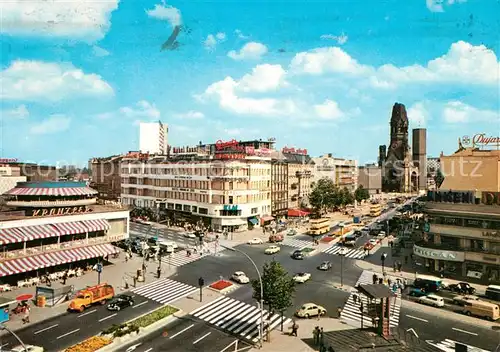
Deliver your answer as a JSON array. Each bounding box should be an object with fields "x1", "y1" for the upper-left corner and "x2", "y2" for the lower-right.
[{"x1": 139, "y1": 121, "x2": 168, "y2": 154}]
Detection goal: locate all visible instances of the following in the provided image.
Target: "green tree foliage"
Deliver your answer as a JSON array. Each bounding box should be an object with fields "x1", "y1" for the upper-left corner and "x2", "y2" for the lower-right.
[
  {"x1": 130, "y1": 207, "x2": 156, "y2": 220},
  {"x1": 434, "y1": 169, "x2": 445, "y2": 189},
  {"x1": 354, "y1": 185, "x2": 370, "y2": 202},
  {"x1": 309, "y1": 178, "x2": 355, "y2": 213},
  {"x1": 251, "y1": 260, "x2": 295, "y2": 314}
]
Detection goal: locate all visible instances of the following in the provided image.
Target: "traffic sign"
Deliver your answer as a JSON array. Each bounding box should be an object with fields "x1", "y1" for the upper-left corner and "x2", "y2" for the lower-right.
[
  {"x1": 423, "y1": 222, "x2": 430, "y2": 232},
  {"x1": 96, "y1": 263, "x2": 103, "y2": 273}
]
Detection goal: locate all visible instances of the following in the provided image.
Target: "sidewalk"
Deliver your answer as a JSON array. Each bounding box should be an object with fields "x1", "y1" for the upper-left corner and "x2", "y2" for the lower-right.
[{"x1": 0, "y1": 251, "x2": 175, "y2": 333}]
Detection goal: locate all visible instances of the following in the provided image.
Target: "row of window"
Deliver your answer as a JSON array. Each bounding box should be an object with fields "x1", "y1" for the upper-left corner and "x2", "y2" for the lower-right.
[
  {"x1": 122, "y1": 166, "x2": 270, "y2": 177},
  {"x1": 430, "y1": 216, "x2": 500, "y2": 230},
  {"x1": 122, "y1": 189, "x2": 271, "y2": 204}
]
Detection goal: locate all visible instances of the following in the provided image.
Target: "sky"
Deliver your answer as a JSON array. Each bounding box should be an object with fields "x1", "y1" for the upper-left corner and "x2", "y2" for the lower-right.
[{"x1": 1, "y1": 0, "x2": 499, "y2": 167}]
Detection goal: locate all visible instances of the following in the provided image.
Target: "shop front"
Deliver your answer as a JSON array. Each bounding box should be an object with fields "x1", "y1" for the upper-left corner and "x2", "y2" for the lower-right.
[
  {"x1": 413, "y1": 244, "x2": 465, "y2": 276},
  {"x1": 211, "y1": 217, "x2": 248, "y2": 233}
]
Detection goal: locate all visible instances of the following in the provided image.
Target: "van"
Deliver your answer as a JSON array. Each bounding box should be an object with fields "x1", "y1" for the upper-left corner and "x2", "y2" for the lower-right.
[
  {"x1": 462, "y1": 300, "x2": 499, "y2": 321},
  {"x1": 413, "y1": 275, "x2": 443, "y2": 293},
  {"x1": 485, "y1": 285, "x2": 500, "y2": 302}
]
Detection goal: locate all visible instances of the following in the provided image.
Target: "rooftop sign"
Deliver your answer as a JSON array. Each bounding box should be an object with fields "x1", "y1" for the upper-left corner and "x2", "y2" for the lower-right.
[
  {"x1": 0, "y1": 158, "x2": 18, "y2": 163},
  {"x1": 282, "y1": 147, "x2": 308, "y2": 155},
  {"x1": 462, "y1": 134, "x2": 500, "y2": 148},
  {"x1": 427, "y1": 190, "x2": 500, "y2": 206}
]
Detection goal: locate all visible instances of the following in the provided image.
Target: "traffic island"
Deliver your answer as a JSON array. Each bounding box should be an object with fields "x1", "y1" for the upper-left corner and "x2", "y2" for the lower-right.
[
  {"x1": 65, "y1": 336, "x2": 112, "y2": 352},
  {"x1": 208, "y1": 280, "x2": 238, "y2": 294},
  {"x1": 301, "y1": 247, "x2": 318, "y2": 257}
]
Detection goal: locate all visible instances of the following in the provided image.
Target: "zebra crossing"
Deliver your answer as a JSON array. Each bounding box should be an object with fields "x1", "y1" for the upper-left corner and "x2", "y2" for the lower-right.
[
  {"x1": 340, "y1": 270, "x2": 402, "y2": 328},
  {"x1": 322, "y1": 244, "x2": 366, "y2": 259},
  {"x1": 130, "y1": 278, "x2": 197, "y2": 304},
  {"x1": 190, "y1": 295, "x2": 292, "y2": 343},
  {"x1": 160, "y1": 248, "x2": 227, "y2": 267},
  {"x1": 281, "y1": 238, "x2": 313, "y2": 249},
  {"x1": 427, "y1": 339, "x2": 490, "y2": 352}
]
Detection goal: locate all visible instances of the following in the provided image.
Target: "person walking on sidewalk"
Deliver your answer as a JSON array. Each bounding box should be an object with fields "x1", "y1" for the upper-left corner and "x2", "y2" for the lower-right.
[
  {"x1": 372, "y1": 273, "x2": 378, "y2": 284},
  {"x1": 290, "y1": 320, "x2": 299, "y2": 337},
  {"x1": 313, "y1": 326, "x2": 320, "y2": 344}
]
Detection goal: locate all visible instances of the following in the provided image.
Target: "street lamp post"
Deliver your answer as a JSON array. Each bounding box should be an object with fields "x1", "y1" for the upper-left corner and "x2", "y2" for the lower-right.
[
  {"x1": 221, "y1": 245, "x2": 264, "y2": 348},
  {"x1": 0, "y1": 324, "x2": 27, "y2": 351},
  {"x1": 339, "y1": 247, "x2": 348, "y2": 287}
]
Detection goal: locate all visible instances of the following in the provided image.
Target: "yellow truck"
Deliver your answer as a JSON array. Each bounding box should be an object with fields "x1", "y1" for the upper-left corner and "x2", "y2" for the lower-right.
[{"x1": 68, "y1": 283, "x2": 115, "y2": 312}]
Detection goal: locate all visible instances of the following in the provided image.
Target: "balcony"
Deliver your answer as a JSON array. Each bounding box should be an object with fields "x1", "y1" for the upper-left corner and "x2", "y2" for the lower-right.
[
  {"x1": 5, "y1": 198, "x2": 98, "y2": 208},
  {"x1": 0, "y1": 235, "x2": 124, "y2": 260}
]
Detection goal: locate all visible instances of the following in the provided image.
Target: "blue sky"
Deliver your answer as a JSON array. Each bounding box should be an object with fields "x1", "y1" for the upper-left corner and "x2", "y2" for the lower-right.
[{"x1": 1, "y1": 0, "x2": 499, "y2": 167}]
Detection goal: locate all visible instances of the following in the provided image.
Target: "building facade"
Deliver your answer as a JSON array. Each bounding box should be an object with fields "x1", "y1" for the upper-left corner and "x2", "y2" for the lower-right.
[
  {"x1": 121, "y1": 140, "x2": 274, "y2": 232},
  {"x1": 0, "y1": 163, "x2": 27, "y2": 196},
  {"x1": 90, "y1": 155, "x2": 123, "y2": 201},
  {"x1": 282, "y1": 148, "x2": 314, "y2": 210},
  {"x1": 271, "y1": 157, "x2": 288, "y2": 216},
  {"x1": 0, "y1": 182, "x2": 128, "y2": 282},
  {"x1": 358, "y1": 164, "x2": 382, "y2": 195},
  {"x1": 427, "y1": 157, "x2": 441, "y2": 190},
  {"x1": 412, "y1": 128, "x2": 427, "y2": 190},
  {"x1": 139, "y1": 121, "x2": 169, "y2": 155},
  {"x1": 311, "y1": 154, "x2": 358, "y2": 192}
]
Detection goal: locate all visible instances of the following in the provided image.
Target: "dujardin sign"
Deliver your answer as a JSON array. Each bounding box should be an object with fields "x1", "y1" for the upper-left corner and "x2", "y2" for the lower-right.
[
  {"x1": 30, "y1": 206, "x2": 93, "y2": 217},
  {"x1": 413, "y1": 244, "x2": 465, "y2": 262},
  {"x1": 462, "y1": 133, "x2": 500, "y2": 148}
]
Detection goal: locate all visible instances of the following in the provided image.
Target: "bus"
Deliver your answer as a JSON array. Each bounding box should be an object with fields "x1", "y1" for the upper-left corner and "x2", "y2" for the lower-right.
[
  {"x1": 308, "y1": 218, "x2": 330, "y2": 236},
  {"x1": 485, "y1": 285, "x2": 500, "y2": 302},
  {"x1": 370, "y1": 203, "x2": 382, "y2": 217}
]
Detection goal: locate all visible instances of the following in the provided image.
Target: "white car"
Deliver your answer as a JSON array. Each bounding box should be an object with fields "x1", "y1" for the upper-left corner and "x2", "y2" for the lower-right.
[
  {"x1": 293, "y1": 273, "x2": 311, "y2": 283},
  {"x1": 247, "y1": 237, "x2": 263, "y2": 245},
  {"x1": 183, "y1": 232, "x2": 197, "y2": 238},
  {"x1": 368, "y1": 239, "x2": 379, "y2": 246},
  {"x1": 418, "y1": 294, "x2": 445, "y2": 307},
  {"x1": 11, "y1": 346, "x2": 44, "y2": 352},
  {"x1": 231, "y1": 271, "x2": 250, "y2": 284},
  {"x1": 265, "y1": 245, "x2": 280, "y2": 254}
]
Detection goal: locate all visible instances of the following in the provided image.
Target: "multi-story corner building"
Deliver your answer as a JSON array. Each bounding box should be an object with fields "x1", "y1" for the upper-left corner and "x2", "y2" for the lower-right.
[
  {"x1": 271, "y1": 156, "x2": 288, "y2": 217},
  {"x1": 1, "y1": 159, "x2": 57, "y2": 183},
  {"x1": 121, "y1": 139, "x2": 274, "y2": 232},
  {"x1": 282, "y1": 147, "x2": 314, "y2": 209},
  {"x1": 358, "y1": 164, "x2": 382, "y2": 195},
  {"x1": 0, "y1": 182, "x2": 128, "y2": 282},
  {"x1": 416, "y1": 146, "x2": 500, "y2": 284},
  {"x1": 90, "y1": 155, "x2": 123, "y2": 201},
  {"x1": 139, "y1": 121, "x2": 169, "y2": 155},
  {"x1": 312, "y1": 154, "x2": 358, "y2": 192}
]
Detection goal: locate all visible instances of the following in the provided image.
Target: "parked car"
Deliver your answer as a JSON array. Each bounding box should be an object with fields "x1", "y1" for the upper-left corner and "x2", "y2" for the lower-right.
[
  {"x1": 107, "y1": 294, "x2": 134, "y2": 311},
  {"x1": 448, "y1": 282, "x2": 476, "y2": 294},
  {"x1": 265, "y1": 245, "x2": 280, "y2": 254},
  {"x1": 453, "y1": 295, "x2": 480, "y2": 306},
  {"x1": 269, "y1": 233, "x2": 284, "y2": 243},
  {"x1": 247, "y1": 238, "x2": 263, "y2": 245},
  {"x1": 409, "y1": 287, "x2": 428, "y2": 297},
  {"x1": 293, "y1": 273, "x2": 311, "y2": 283},
  {"x1": 291, "y1": 250, "x2": 304, "y2": 260},
  {"x1": 295, "y1": 303, "x2": 326, "y2": 318},
  {"x1": 418, "y1": 294, "x2": 445, "y2": 307},
  {"x1": 231, "y1": 271, "x2": 250, "y2": 284},
  {"x1": 317, "y1": 261, "x2": 332, "y2": 271},
  {"x1": 184, "y1": 232, "x2": 197, "y2": 239}
]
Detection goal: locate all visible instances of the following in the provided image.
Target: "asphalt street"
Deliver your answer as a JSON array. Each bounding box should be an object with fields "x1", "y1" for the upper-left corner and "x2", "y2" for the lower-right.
[
  {"x1": 0, "y1": 293, "x2": 161, "y2": 351},
  {"x1": 117, "y1": 316, "x2": 249, "y2": 352}
]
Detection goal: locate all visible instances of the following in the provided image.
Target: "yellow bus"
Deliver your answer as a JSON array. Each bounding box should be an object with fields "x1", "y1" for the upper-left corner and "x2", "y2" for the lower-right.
[
  {"x1": 370, "y1": 203, "x2": 382, "y2": 217},
  {"x1": 308, "y1": 218, "x2": 331, "y2": 236}
]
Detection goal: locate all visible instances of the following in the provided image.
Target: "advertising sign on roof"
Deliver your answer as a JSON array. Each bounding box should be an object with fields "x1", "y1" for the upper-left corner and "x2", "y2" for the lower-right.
[
  {"x1": 461, "y1": 134, "x2": 500, "y2": 148},
  {"x1": 282, "y1": 147, "x2": 307, "y2": 155}
]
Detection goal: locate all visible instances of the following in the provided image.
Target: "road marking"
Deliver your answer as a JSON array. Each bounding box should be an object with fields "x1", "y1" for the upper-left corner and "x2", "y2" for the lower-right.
[
  {"x1": 132, "y1": 301, "x2": 148, "y2": 309},
  {"x1": 56, "y1": 328, "x2": 80, "y2": 339},
  {"x1": 406, "y1": 328, "x2": 419, "y2": 338},
  {"x1": 77, "y1": 309, "x2": 96, "y2": 318},
  {"x1": 169, "y1": 324, "x2": 194, "y2": 339},
  {"x1": 34, "y1": 324, "x2": 59, "y2": 334},
  {"x1": 406, "y1": 315, "x2": 428, "y2": 322},
  {"x1": 144, "y1": 349, "x2": 153, "y2": 352},
  {"x1": 125, "y1": 343, "x2": 141, "y2": 352},
  {"x1": 98, "y1": 313, "x2": 117, "y2": 322},
  {"x1": 452, "y1": 327, "x2": 478, "y2": 336},
  {"x1": 0, "y1": 343, "x2": 9, "y2": 348},
  {"x1": 193, "y1": 332, "x2": 211, "y2": 344}
]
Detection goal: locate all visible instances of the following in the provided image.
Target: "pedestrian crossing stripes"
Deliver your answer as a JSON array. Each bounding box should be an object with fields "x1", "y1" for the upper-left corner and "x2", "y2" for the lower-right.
[
  {"x1": 427, "y1": 339, "x2": 490, "y2": 352},
  {"x1": 160, "y1": 248, "x2": 227, "y2": 267},
  {"x1": 322, "y1": 245, "x2": 366, "y2": 259},
  {"x1": 281, "y1": 238, "x2": 313, "y2": 249},
  {"x1": 340, "y1": 270, "x2": 402, "y2": 329},
  {"x1": 131, "y1": 278, "x2": 197, "y2": 304},
  {"x1": 190, "y1": 296, "x2": 292, "y2": 343}
]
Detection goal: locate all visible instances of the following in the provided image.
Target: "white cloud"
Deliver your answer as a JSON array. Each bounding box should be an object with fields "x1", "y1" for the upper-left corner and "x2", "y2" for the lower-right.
[
  {"x1": 320, "y1": 33, "x2": 348, "y2": 45},
  {"x1": 174, "y1": 110, "x2": 205, "y2": 119},
  {"x1": 29, "y1": 114, "x2": 70, "y2": 135},
  {"x1": 234, "y1": 29, "x2": 249, "y2": 39},
  {"x1": 1, "y1": 60, "x2": 114, "y2": 101},
  {"x1": 442, "y1": 101, "x2": 499, "y2": 123},
  {"x1": 2, "y1": 105, "x2": 29, "y2": 119},
  {"x1": 92, "y1": 46, "x2": 110, "y2": 57},
  {"x1": 314, "y1": 100, "x2": 345, "y2": 120},
  {"x1": 290, "y1": 47, "x2": 371, "y2": 75},
  {"x1": 238, "y1": 64, "x2": 287, "y2": 92},
  {"x1": 426, "y1": 0, "x2": 467, "y2": 12},
  {"x1": 408, "y1": 102, "x2": 429, "y2": 126},
  {"x1": 204, "y1": 32, "x2": 226, "y2": 50},
  {"x1": 0, "y1": 0, "x2": 119, "y2": 42},
  {"x1": 120, "y1": 101, "x2": 161, "y2": 119},
  {"x1": 228, "y1": 42, "x2": 268, "y2": 60},
  {"x1": 146, "y1": 2, "x2": 182, "y2": 27}
]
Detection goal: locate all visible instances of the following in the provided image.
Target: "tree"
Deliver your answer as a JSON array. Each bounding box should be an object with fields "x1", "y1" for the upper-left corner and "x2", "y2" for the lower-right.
[
  {"x1": 354, "y1": 185, "x2": 370, "y2": 203},
  {"x1": 339, "y1": 187, "x2": 355, "y2": 207},
  {"x1": 434, "y1": 168, "x2": 445, "y2": 189},
  {"x1": 251, "y1": 260, "x2": 295, "y2": 330},
  {"x1": 309, "y1": 178, "x2": 337, "y2": 214}
]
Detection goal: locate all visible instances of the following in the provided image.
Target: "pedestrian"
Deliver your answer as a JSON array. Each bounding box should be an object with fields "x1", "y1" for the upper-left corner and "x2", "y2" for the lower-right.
[
  {"x1": 393, "y1": 263, "x2": 397, "y2": 272},
  {"x1": 133, "y1": 276, "x2": 137, "y2": 287},
  {"x1": 372, "y1": 273, "x2": 377, "y2": 284},
  {"x1": 388, "y1": 278, "x2": 392, "y2": 287},
  {"x1": 398, "y1": 261, "x2": 402, "y2": 272},
  {"x1": 319, "y1": 327, "x2": 324, "y2": 346},
  {"x1": 378, "y1": 278, "x2": 383, "y2": 284},
  {"x1": 353, "y1": 293, "x2": 358, "y2": 305},
  {"x1": 313, "y1": 326, "x2": 319, "y2": 344},
  {"x1": 22, "y1": 304, "x2": 30, "y2": 324},
  {"x1": 62, "y1": 272, "x2": 67, "y2": 285},
  {"x1": 317, "y1": 307, "x2": 322, "y2": 320},
  {"x1": 337, "y1": 306, "x2": 342, "y2": 318},
  {"x1": 157, "y1": 266, "x2": 161, "y2": 278},
  {"x1": 290, "y1": 320, "x2": 299, "y2": 337},
  {"x1": 389, "y1": 241, "x2": 393, "y2": 248},
  {"x1": 125, "y1": 252, "x2": 129, "y2": 262}
]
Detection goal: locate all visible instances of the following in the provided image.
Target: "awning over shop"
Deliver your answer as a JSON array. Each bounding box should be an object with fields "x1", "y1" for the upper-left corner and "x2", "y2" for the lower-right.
[
  {"x1": 260, "y1": 216, "x2": 274, "y2": 222},
  {"x1": 0, "y1": 225, "x2": 58, "y2": 245},
  {"x1": 287, "y1": 209, "x2": 311, "y2": 217},
  {"x1": 53, "y1": 221, "x2": 89, "y2": 236},
  {"x1": 0, "y1": 243, "x2": 119, "y2": 277},
  {"x1": 4, "y1": 187, "x2": 97, "y2": 197},
  {"x1": 80, "y1": 219, "x2": 110, "y2": 232},
  {"x1": 248, "y1": 218, "x2": 259, "y2": 225}
]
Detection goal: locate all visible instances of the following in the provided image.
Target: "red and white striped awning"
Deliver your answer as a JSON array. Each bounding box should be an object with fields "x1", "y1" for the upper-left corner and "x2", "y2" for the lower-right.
[
  {"x1": 0, "y1": 224, "x2": 58, "y2": 245},
  {"x1": 80, "y1": 219, "x2": 110, "y2": 232},
  {"x1": 4, "y1": 187, "x2": 98, "y2": 197},
  {"x1": 0, "y1": 243, "x2": 119, "y2": 277},
  {"x1": 53, "y1": 221, "x2": 88, "y2": 236}
]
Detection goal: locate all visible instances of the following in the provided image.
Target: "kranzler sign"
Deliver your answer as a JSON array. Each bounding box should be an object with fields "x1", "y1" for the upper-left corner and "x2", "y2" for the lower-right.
[
  {"x1": 413, "y1": 244, "x2": 465, "y2": 262},
  {"x1": 31, "y1": 206, "x2": 93, "y2": 217}
]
